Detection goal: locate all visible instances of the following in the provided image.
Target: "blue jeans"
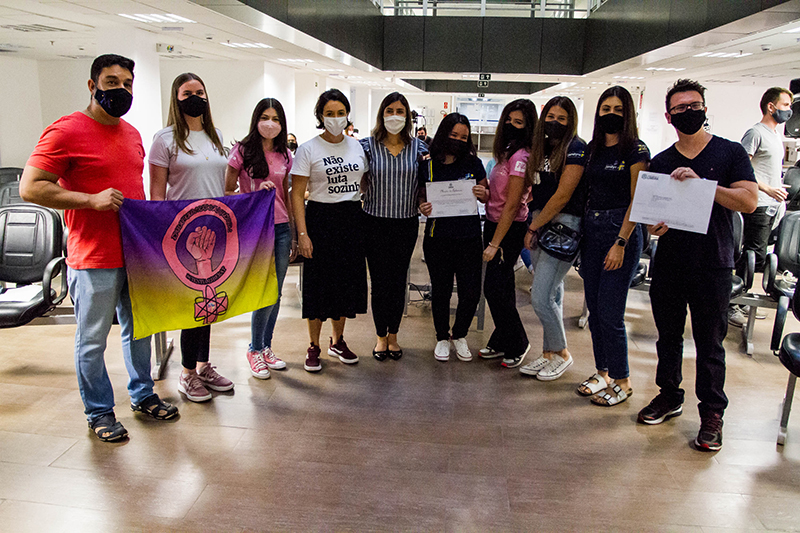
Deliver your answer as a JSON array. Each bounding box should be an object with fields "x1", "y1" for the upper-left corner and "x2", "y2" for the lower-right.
[
  {"x1": 68, "y1": 267, "x2": 154, "y2": 422},
  {"x1": 250, "y1": 222, "x2": 292, "y2": 351},
  {"x1": 580, "y1": 208, "x2": 642, "y2": 380},
  {"x1": 530, "y1": 211, "x2": 581, "y2": 353}
]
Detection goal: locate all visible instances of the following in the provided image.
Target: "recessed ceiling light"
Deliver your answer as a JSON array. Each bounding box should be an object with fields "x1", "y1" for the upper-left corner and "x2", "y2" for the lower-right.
[
  {"x1": 694, "y1": 52, "x2": 713, "y2": 57},
  {"x1": 220, "y1": 42, "x2": 270, "y2": 48},
  {"x1": 277, "y1": 58, "x2": 314, "y2": 63},
  {"x1": 119, "y1": 13, "x2": 196, "y2": 24},
  {"x1": 314, "y1": 68, "x2": 344, "y2": 72}
]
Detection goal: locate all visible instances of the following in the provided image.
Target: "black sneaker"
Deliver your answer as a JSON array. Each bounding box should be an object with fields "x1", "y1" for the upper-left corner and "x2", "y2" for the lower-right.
[
  {"x1": 695, "y1": 412, "x2": 723, "y2": 451},
  {"x1": 637, "y1": 394, "x2": 683, "y2": 425}
]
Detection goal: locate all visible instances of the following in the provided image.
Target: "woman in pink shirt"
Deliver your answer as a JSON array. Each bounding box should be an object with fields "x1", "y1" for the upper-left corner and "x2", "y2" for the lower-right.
[
  {"x1": 225, "y1": 98, "x2": 295, "y2": 379},
  {"x1": 477, "y1": 99, "x2": 538, "y2": 368}
]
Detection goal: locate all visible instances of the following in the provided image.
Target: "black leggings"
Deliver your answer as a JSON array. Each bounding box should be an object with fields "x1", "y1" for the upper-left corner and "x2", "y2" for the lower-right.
[
  {"x1": 364, "y1": 213, "x2": 419, "y2": 337},
  {"x1": 180, "y1": 325, "x2": 210, "y2": 369}
]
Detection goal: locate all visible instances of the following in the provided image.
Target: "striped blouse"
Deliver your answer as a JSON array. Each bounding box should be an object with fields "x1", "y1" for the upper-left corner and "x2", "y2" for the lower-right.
[{"x1": 360, "y1": 136, "x2": 428, "y2": 219}]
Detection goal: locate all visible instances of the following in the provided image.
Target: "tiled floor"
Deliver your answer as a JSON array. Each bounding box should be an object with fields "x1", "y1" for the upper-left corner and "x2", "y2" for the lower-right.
[{"x1": 1, "y1": 229, "x2": 800, "y2": 532}]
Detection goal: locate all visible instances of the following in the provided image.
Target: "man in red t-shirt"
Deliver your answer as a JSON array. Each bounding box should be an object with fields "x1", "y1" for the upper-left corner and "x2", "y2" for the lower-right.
[{"x1": 20, "y1": 54, "x2": 178, "y2": 442}]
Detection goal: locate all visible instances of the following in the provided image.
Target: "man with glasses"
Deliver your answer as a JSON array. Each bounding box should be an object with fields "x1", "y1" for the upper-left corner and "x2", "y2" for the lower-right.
[{"x1": 637, "y1": 79, "x2": 758, "y2": 451}]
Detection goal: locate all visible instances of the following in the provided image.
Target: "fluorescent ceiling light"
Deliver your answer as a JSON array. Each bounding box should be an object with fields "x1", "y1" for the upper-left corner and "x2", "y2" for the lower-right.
[
  {"x1": 694, "y1": 52, "x2": 712, "y2": 57},
  {"x1": 462, "y1": 74, "x2": 479, "y2": 79},
  {"x1": 783, "y1": 26, "x2": 800, "y2": 33},
  {"x1": 222, "y1": 42, "x2": 271, "y2": 48},
  {"x1": 278, "y1": 58, "x2": 314, "y2": 63},
  {"x1": 314, "y1": 68, "x2": 344, "y2": 72},
  {"x1": 119, "y1": 13, "x2": 196, "y2": 23}
]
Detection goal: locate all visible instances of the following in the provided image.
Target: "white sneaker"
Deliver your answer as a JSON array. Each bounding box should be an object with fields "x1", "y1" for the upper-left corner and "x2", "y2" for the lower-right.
[
  {"x1": 519, "y1": 355, "x2": 549, "y2": 376},
  {"x1": 434, "y1": 340, "x2": 451, "y2": 361},
  {"x1": 452, "y1": 337, "x2": 472, "y2": 361},
  {"x1": 479, "y1": 346, "x2": 504, "y2": 359},
  {"x1": 536, "y1": 354, "x2": 573, "y2": 381}
]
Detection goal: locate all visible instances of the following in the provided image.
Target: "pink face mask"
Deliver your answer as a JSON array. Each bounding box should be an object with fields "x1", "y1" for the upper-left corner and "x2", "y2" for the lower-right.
[{"x1": 258, "y1": 120, "x2": 281, "y2": 139}]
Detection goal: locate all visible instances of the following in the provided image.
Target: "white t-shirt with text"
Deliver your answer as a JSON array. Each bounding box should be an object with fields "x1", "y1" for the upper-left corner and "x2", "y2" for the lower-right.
[{"x1": 292, "y1": 135, "x2": 368, "y2": 203}]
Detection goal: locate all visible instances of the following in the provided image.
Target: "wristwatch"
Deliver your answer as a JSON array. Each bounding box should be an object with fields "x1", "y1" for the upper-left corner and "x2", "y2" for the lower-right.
[{"x1": 615, "y1": 236, "x2": 627, "y2": 247}]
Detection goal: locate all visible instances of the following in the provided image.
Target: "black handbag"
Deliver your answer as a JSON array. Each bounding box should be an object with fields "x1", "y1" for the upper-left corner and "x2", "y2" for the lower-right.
[{"x1": 538, "y1": 222, "x2": 581, "y2": 262}]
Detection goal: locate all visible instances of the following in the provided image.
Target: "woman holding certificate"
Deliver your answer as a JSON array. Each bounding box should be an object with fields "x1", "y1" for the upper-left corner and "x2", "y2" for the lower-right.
[
  {"x1": 478, "y1": 99, "x2": 538, "y2": 368},
  {"x1": 291, "y1": 89, "x2": 369, "y2": 373},
  {"x1": 518, "y1": 96, "x2": 587, "y2": 378},
  {"x1": 360, "y1": 92, "x2": 428, "y2": 362},
  {"x1": 418, "y1": 113, "x2": 488, "y2": 362},
  {"x1": 577, "y1": 86, "x2": 650, "y2": 406}
]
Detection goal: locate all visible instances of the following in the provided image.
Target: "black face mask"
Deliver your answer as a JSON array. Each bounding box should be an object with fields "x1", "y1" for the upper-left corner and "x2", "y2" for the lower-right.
[
  {"x1": 503, "y1": 122, "x2": 526, "y2": 144},
  {"x1": 94, "y1": 87, "x2": 133, "y2": 118},
  {"x1": 670, "y1": 108, "x2": 706, "y2": 135},
  {"x1": 287, "y1": 141, "x2": 298, "y2": 151},
  {"x1": 597, "y1": 113, "x2": 624, "y2": 135},
  {"x1": 445, "y1": 138, "x2": 469, "y2": 157},
  {"x1": 178, "y1": 94, "x2": 208, "y2": 118},
  {"x1": 773, "y1": 108, "x2": 793, "y2": 124},
  {"x1": 543, "y1": 120, "x2": 568, "y2": 141}
]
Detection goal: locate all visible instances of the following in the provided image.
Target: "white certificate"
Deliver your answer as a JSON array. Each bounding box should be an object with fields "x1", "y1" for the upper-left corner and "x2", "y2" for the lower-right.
[
  {"x1": 630, "y1": 171, "x2": 717, "y2": 234},
  {"x1": 426, "y1": 180, "x2": 478, "y2": 218}
]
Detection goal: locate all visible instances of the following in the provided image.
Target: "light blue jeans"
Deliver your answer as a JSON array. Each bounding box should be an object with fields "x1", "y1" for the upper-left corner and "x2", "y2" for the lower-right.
[
  {"x1": 68, "y1": 267, "x2": 154, "y2": 422},
  {"x1": 530, "y1": 211, "x2": 582, "y2": 353},
  {"x1": 250, "y1": 222, "x2": 292, "y2": 351}
]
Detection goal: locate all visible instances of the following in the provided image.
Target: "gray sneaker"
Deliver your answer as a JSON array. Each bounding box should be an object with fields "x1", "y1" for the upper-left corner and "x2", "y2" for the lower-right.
[{"x1": 727, "y1": 305, "x2": 746, "y2": 328}]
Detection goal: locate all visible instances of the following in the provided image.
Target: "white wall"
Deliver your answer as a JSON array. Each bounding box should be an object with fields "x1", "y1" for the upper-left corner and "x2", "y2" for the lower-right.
[
  {"x1": 0, "y1": 56, "x2": 44, "y2": 168},
  {"x1": 294, "y1": 72, "x2": 323, "y2": 144},
  {"x1": 263, "y1": 61, "x2": 296, "y2": 137},
  {"x1": 37, "y1": 59, "x2": 92, "y2": 129}
]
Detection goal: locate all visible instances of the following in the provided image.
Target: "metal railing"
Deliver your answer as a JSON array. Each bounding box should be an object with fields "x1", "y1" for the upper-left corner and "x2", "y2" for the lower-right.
[{"x1": 372, "y1": 0, "x2": 591, "y2": 18}]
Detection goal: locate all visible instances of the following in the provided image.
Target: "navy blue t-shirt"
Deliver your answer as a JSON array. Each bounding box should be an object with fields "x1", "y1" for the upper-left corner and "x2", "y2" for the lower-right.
[
  {"x1": 528, "y1": 137, "x2": 588, "y2": 217},
  {"x1": 586, "y1": 140, "x2": 650, "y2": 211},
  {"x1": 649, "y1": 135, "x2": 756, "y2": 270},
  {"x1": 418, "y1": 154, "x2": 486, "y2": 239}
]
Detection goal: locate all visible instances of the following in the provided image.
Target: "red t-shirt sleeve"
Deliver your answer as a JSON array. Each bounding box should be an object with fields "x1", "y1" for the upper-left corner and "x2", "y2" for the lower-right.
[{"x1": 26, "y1": 119, "x2": 71, "y2": 177}]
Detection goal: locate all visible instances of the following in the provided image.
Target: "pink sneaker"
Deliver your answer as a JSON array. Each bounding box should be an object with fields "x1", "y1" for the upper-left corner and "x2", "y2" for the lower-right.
[
  {"x1": 263, "y1": 347, "x2": 287, "y2": 370},
  {"x1": 197, "y1": 364, "x2": 234, "y2": 392},
  {"x1": 178, "y1": 372, "x2": 212, "y2": 402},
  {"x1": 246, "y1": 349, "x2": 271, "y2": 379},
  {"x1": 328, "y1": 337, "x2": 359, "y2": 364}
]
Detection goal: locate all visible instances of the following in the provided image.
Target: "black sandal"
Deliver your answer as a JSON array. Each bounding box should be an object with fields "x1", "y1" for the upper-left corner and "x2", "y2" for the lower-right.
[
  {"x1": 373, "y1": 348, "x2": 389, "y2": 361},
  {"x1": 131, "y1": 394, "x2": 179, "y2": 420},
  {"x1": 388, "y1": 349, "x2": 403, "y2": 360},
  {"x1": 89, "y1": 413, "x2": 128, "y2": 442}
]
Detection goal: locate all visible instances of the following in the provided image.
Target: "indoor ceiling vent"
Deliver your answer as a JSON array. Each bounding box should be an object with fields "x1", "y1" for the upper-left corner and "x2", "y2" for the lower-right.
[
  {"x1": 162, "y1": 54, "x2": 203, "y2": 60},
  {"x1": 58, "y1": 54, "x2": 95, "y2": 60},
  {"x1": 0, "y1": 42, "x2": 31, "y2": 52},
  {"x1": 703, "y1": 79, "x2": 739, "y2": 84},
  {"x1": 741, "y1": 73, "x2": 785, "y2": 78},
  {"x1": 1, "y1": 23, "x2": 69, "y2": 32}
]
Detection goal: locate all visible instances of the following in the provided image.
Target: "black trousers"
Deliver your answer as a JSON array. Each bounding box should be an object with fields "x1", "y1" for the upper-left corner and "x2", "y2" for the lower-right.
[
  {"x1": 181, "y1": 325, "x2": 210, "y2": 369},
  {"x1": 649, "y1": 264, "x2": 730, "y2": 416},
  {"x1": 423, "y1": 234, "x2": 483, "y2": 341},
  {"x1": 364, "y1": 213, "x2": 419, "y2": 337},
  {"x1": 736, "y1": 205, "x2": 775, "y2": 276},
  {"x1": 483, "y1": 220, "x2": 529, "y2": 356}
]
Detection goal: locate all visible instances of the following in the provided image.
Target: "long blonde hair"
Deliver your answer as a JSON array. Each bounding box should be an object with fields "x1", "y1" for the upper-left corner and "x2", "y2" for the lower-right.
[{"x1": 167, "y1": 72, "x2": 225, "y2": 156}]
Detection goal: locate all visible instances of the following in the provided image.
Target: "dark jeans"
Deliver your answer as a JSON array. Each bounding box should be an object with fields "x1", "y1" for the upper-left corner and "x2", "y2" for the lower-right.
[
  {"x1": 736, "y1": 205, "x2": 775, "y2": 276},
  {"x1": 423, "y1": 234, "x2": 483, "y2": 341},
  {"x1": 181, "y1": 325, "x2": 210, "y2": 369},
  {"x1": 649, "y1": 264, "x2": 731, "y2": 416},
  {"x1": 364, "y1": 213, "x2": 419, "y2": 337},
  {"x1": 483, "y1": 220, "x2": 528, "y2": 357},
  {"x1": 580, "y1": 208, "x2": 642, "y2": 380}
]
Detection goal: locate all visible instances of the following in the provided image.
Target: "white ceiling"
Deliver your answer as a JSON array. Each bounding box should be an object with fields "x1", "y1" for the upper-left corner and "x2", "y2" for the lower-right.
[{"x1": 1, "y1": 0, "x2": 800, "y2": 99}]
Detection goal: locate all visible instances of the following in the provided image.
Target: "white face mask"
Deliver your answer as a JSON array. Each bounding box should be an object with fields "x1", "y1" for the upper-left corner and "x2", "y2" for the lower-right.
[
  {"x1": 323, "y1": 116, "x2": 348, "y2": 136},
  {"x1": 384, "y1": 115, "x2": 406, "y2": 135}
]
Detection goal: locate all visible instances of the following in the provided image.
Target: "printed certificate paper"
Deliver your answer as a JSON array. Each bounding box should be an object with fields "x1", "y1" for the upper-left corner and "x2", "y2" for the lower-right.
[
  {"x1": 630, "y1": 171, "x2": 717, "y2": 234},
  {"x1": 426, "y1": 180, "x2": 478, "y2": 218}
]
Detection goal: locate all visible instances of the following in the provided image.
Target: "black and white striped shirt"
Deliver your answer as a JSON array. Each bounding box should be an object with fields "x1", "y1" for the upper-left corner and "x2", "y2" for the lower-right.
[{"x1": 360, "y1": 137, "x2": 428, "y2": 219}]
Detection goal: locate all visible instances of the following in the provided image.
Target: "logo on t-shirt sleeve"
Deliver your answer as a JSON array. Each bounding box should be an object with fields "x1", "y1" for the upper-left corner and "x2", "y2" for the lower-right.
[{"x1": 513, "y1": 160, "x2": 527, "y2": 173}]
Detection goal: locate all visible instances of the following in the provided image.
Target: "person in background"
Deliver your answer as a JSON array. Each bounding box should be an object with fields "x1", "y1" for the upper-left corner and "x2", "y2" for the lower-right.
[
  {"x1": 418, "y1": 113, "x2": 488, "y2": 362},
  {"x1": 577, "y1": 86, "x2": 649, "y2": 407},
  {"x1": 345, "y1": 121, "x2": 355, "y2": 138},
  {"x1": 149, "y1": 72, "x2": 233, "y2": 403},
  {"x1": 360, "y1": 92, "x2": 428, "y2": 361},
  {"x1": 518, "y1": 96, "x2": 587, "y2": 375},
  {"x1": 287, "y1": 133, "x2": 299, "y2": 155},
  {"x1": 225, "y1": 98, "x2": 295, "y2": 379},
  {"x1": 21, "y1": 54, "x2": 178, "y2": 441},
  {"x1": 728, "y1": 86, "x2": 793, "y2": 327},
  {"x1": 416, "y1": 126, "x2": 433, "y2": 146},
  {"x1": 291, "y1": 89, "x2": 369, "y2": 372},
  {"x1": 477, "y1": 99, "x2": 537, "y2": 367},
  {"x1": 638, "y1": 79, "x2": 757, "y2": 452}
]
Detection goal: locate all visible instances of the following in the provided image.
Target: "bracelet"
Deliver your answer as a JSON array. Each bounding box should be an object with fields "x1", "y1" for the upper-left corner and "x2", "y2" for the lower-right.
[
  {"x1": 488, "y1": 242, "x2": 499, "y2": 249},
  {"x1": 299, "y1": 232, "x2": 306, "y2": 236}
]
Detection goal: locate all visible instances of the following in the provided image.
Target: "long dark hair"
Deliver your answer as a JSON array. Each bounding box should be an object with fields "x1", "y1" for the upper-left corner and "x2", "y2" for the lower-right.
[
  {"x1": 167, "y1": 72, "x2": 225, "y2": 156},
  {"x1": 589, "y1": 86, "x2": 638, "y2": 157},
  {"x1": 428, "y1": 113, "x2": 476, "y2": 162},
  {"x1": 239, "y1": 98, "x2": 289, "y2": 180},
  {"x1": 371, "y1": 91, "x2": 413, "y2": 145},
  {"x1": 525, "y1": 96, "x2": 578, "y2": 186},
  {"x1": 493, "y1": 98, "x2": 537, "y2": 163}
]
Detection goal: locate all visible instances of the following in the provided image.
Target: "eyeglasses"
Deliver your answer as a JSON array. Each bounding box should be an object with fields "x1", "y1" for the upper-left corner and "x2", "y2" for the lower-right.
[{"x1": 669, "y1": 101, "x2": 705, "y2": 115}]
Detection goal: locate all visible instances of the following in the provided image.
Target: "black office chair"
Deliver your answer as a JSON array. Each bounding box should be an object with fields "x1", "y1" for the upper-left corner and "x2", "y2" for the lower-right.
[
  {"x1": 0, "y1": 181, "x2": 25, "y2": 206},
  {"x1": 0, "y1": 167, "x2": 23, "y2": 185},
  {"x1": 763, "y1": 211, "x2": 800, "y2": 355},
  {"x1": 0, "y1": 204, "x2": 68, "y2": 328},
  {"x1": 785, "y1": 166, "x2": 800, "y2": 212},
  {"x1": 776, "y1": 291, "x2": 800, "y2": 445}
]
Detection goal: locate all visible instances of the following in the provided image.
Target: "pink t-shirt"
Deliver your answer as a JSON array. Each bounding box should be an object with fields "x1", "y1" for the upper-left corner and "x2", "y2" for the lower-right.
[
  {"x1": 486, "y1": 148, "x2": 531, "y2": 223},
  {"x1": 228, "y1": 143, "x2": 292, "y2": 224}
]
